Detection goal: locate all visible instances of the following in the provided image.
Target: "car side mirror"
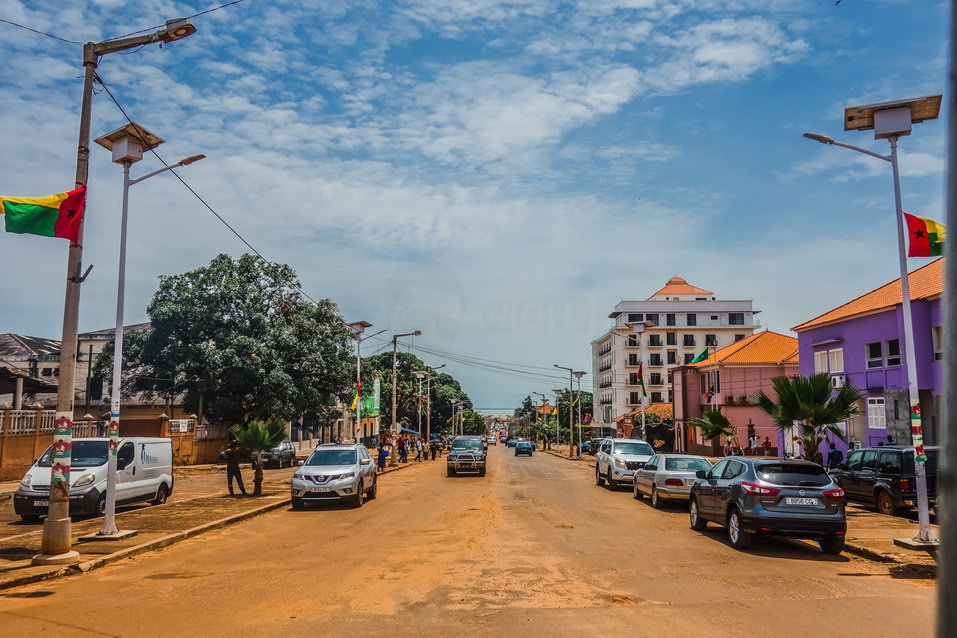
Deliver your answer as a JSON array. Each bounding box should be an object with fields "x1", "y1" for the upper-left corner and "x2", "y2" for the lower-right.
[
  {"x1": 297, "y1": 460, "x2": 305, "y2": 466},
  {"x1": 360, "y1": 458, "x2": 372, "y2": 466},
  {"x1": 695, "y1": 470, "x2": 708, "y2": 479}
]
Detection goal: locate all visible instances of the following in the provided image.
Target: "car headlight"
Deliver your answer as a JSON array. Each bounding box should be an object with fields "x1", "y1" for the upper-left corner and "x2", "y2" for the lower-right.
[
  {"x1": 73, "y1": 473, "x2": 96, "y2": 488},
  {"x1": 448, "y1": 455, "x2": 458, "y2": 461},
  {"x1": 330, "y1": 472, "x2": 355, "y2": 480},
  {"x1": 614, "y1": 459, "x2": 628, "y2": 469},
  {"x1": 293, "y1": 472, "x2": 305, "y2": 481},
  {"x1": 20, "y1": 475, "x2": 31, "y2": 489}
]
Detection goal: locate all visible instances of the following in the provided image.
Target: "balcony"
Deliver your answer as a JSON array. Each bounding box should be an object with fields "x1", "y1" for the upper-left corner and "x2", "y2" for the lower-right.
[{"x1": 598, "y1": 363, "x2": 613, "y2": 372}]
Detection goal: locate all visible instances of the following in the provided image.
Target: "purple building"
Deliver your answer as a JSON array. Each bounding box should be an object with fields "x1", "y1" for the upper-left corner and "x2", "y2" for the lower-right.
[{"x1": 792, "y1": 259, "x2": 943, "y2": 452}]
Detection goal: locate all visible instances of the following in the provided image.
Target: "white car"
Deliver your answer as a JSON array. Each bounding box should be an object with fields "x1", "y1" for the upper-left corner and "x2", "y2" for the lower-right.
[
  {"x1": 291, "y1": 443, "x2": 377, "y2": 508},
  {"x1": 633, "y1": 453, "x2": 714, "y2": 508},
  {"x1": 595, "y1": 438, "x2": 655, "y2": 489}
]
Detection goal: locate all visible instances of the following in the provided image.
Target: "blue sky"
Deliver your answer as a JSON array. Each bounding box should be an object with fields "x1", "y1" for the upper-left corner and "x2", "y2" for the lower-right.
[{"x1": 0, "y1": 0, "x2": 949, "y2": 409}]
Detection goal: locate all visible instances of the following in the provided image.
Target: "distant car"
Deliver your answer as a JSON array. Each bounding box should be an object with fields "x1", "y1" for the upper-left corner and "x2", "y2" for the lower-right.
[
  {"x1": 587, "y1": 438, "x2": 604, "y2": 456},
  {"x1": 515, "y1": 441, "x2": 534, "y2": 456},
  {"x1": 507, "y1": 439, "x2": 518, "y2": 448},
  {"x1": 633, "y1": 454, "x2": 713, "y2": 508},
  {"x1": 689, "y1": 457, "x2": 847, "y2": 553},
  {"x1": 595, "y1": 438, "x2": 654, "y2": 489},
  {"x1": 580, "y1": 441, "x2": 591, "y2": 454},
  {"x1": 488, "y1": 436, "x2": 497, "y2": 446},
  {"x1": 262, "y1": 440, "x2": 296, "y2": 468},
  {"x1": 447, "y1": 436, "x2": 487, "y2": 477},
  {"x1": 291, "y1": 444, "x2": 377, "y2": 509},
  {"x1": 829, "y1": 445, "x2": 939, "y2": 516}
]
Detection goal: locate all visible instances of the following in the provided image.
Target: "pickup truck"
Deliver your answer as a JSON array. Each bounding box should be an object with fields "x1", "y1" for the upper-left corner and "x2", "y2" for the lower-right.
[{"x1": 447, "y1": 436, "x2": 487, "y2": 477}]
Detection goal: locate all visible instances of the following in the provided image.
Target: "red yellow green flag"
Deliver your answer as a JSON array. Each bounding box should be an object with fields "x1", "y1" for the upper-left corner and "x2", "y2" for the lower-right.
[
  {"x1": 350, "y1": 380, "x2": 361, "y2": 410},
  {"x1": 904, "y1": 212, "x2": 945, "y2": 257},
  {"x1": 0, "y1": 186, "x2": 86, "y2": 244},
  {"x1": 636, "y1": 363, "x2": 647, "y2": 398}
]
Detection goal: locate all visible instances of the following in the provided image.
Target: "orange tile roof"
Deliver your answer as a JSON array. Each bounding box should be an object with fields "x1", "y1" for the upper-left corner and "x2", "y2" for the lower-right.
[
  {"x1": 689, "y1": 330, "x2": 799, "y2": 367},
  {"x1": 613, "y1": 402, "x2": 673, "y2": 423},
  {"x1": 648, "y1": 276, "x2": 713, "y2": 299},
  {"x1": 792, "y1": 259, "x2": 943, "y2": 332},
  {"x1": 537, "y1": 403, "x2": 557, "y2": 415}
]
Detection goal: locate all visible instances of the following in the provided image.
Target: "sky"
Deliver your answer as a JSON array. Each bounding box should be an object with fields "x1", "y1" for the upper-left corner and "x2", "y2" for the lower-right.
[{"x1": 0, "y1": 0, "x2": 949, "y2": 410}]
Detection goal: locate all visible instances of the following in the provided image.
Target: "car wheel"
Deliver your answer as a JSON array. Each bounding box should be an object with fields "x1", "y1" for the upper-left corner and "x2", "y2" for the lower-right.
[
  {"x1": 596, "y1": 466, "x2": 605, "y2": 486},
  {"x1": 353, "y1": 480, "x2": 364, "y2": 508},
  {"x1": 479, "y1": 468, "x2": 486, "y2": 477},
  {"x1": 632, "y1": 479, "x2": 643, "y2": 500},
  {"x1": 877, "y1": 491, "x2": 899, "y2": 516},
  {"x1": 291, "y1": 497, "x2": 304, "y2": 510},
  {"x1": 151, "y1": 485, "x2": 169, "y2": 506},
  {"x1": 95, "y1": 493, "x2": 107, "y2": 518},
  {"x1": 447, "y1": 467, "x2": 456, "y2": 477},
  {"x1": 368, "y1": 477, "x2": 378, "y2": 499},
  {"x1": 820, "y1": 534, "x2": 846, "y2": 555},
  {"x1": 20, "y1": 514, "x2": 41, "y2": 523},
  {"x1": 651, "y1": 487, "x2": 662, "y2": 509},
  {"x1": 515, "y1": 451, "x2": 519, "y2": 456},
  {"x1": 727, "y1": 508, "x2": 752, "y2": 549},
  {"x1": 605, "y1": 468, "x2": 615, "y2": 490},
  {"x1": 689, "y1": 498, "x2": 708, "y2": 530}
]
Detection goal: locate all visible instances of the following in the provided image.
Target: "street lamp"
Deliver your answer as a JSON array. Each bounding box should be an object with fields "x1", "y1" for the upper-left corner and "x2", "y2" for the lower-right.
[
  {"x1": 573, "y1": 371, "x2": 587, "y2": 455},
  {"x1": 413, "y1": 371, "x2": 428, "y2": 436},
  {"x1": 36, "y1": 16, "x2": 197, "y2": 566},
  {"x1": 803, "y1": 94, "x2": 941, "y2": 545},
  {"x1": 532, "y1": 392, "x2": 547, "y2": 448},
  {"x1": 555, "y1": 364, "x2": 575, "y2": 457},
  {"x1": 451, "y1": 400, "x2": 464, "y2": 436},
  {"x1": 90, "y1": 123, "x2": 204, "y2": 540},
  {"x1": 615, "y1": 321, "x2": 652, "y2": 439},
  {"x1": 424, "y1": 364, "x2": 445, "y2": 442},
  {"x1": 348, "y1": 321, "x2": 383, "y2": 446},
  {"x1": 390, "y1": 330, "x2": 421, "y2": 465},
  {"x1": 552, "y1": 389, "x2": 564, "y2": 447}
]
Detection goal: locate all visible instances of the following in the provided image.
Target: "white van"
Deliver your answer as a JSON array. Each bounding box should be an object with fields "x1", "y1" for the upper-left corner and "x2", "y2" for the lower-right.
[{"x1": 13, "y1": 437, "x2": 174, "y2": 522}]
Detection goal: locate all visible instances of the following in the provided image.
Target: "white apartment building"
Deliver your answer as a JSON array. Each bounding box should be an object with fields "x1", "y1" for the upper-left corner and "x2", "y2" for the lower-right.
[{"x1": 591, "y1": 277, "x2": 760, "y2": 427}]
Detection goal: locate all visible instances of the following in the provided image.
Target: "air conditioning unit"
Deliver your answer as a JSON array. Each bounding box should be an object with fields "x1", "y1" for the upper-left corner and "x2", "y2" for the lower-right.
[
  {"x1": 739, "y1": 396, "x2": 748, "y2": 404},
  {"x1": 726, "y1": 396, "x2": 735, "y2": 403},
  {"x1": 831, "y1": 375, "x2": 846, "y2": 389}
]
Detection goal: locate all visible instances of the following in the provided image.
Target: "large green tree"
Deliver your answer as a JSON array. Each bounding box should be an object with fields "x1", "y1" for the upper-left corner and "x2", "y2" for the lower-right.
[
  {"x1": 459, "y1": 409, "x2": 486, "y2": 435},
  {"x1": 95, "y1": 254, "x2": 354, "y2": 426}
]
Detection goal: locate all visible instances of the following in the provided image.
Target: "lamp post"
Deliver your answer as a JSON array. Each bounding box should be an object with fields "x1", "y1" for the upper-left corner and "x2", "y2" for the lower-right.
[
  {"x1": 413, "y1": 371, "x2": 428, "y2": 435},
  {"x1": 390, "y1": 331, "x2": 421, "y2": 465},
  {"x1": 555, "y1": 364, "x2": 575, "y2": 457},
  {"x1": 616, "y1": 321, "x2": 652, "y2": 439},
  {"x1": 425, "y1": 364, "x2": 445, "y2": 442},
  {"x1": 348, "y1": 322, "x2": 382, "y2": 445},
  {"x1": 90, "y1": 123, "x2": 203, "y2": 539},
  {"x1": 803, "y1": 94, "x2": 942, "y2": 545},
  {"x1": 451, "y1": 400, "x2": 463, "y2": 436},
  {"x1": 552, "y1": 389, "x2": 564, "y2": 447},
  {"x1": 574, "y1": 371, "x2": 587, "y2": 455},
  {"x1": 532, "y1": 392, "x2": 547, "y2": 449},
  {"x1": 35, "y1": 16, "x2": 197, "y2": 567}
]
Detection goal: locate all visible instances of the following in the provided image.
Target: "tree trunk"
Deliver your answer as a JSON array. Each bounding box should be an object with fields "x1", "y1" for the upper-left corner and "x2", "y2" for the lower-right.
[{"x1": 253, "y1": 452, "x2": 263, "y2": 496}]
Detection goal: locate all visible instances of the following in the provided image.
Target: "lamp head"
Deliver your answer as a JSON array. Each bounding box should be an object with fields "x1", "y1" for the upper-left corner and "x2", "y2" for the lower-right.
[
  {"x1": 803, "y1": 132, "x2": 833, "y2": 145},
  {"x1": 413, "y1": 330, "x2": 422, "y2": 336},
  {"x1": 159, "y1": 18, "x2": 196, "y2": 42},
  {"x1": 180, "y1": 154, "x2": 205, "y2": 166}
]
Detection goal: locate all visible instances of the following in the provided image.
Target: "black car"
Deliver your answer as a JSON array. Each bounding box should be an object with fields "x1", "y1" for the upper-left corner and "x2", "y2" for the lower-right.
[
  {"x1": 689, "y1": 457, "x2": 847, "y2": 554},
  {"x1": 262, "y1": 440, "x2": 297, "y2": 468},
  {"x1": 830, "y1": 445, "x2": 939, "y2": 516}
]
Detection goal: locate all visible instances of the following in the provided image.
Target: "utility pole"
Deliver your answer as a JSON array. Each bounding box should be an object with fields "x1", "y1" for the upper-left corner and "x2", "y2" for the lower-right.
[
  {"x1": 533, "y1": 391, "x2": 547, "y2": 450},
  {"x1": 424, "y1": 364, "x2": 445, "y2": 443},
  {"x1": 34, "y1": 18, "x2": 198, "y2": 566},
  {"x1": 389, "y1": 330, "x2": 420, "y2": 466},
  {"x1": 574, "y1": 371, "x2": 586, "y2": 456},
  {"x1": 555, "y1": 365, "x2": 575, "y2": 457}
]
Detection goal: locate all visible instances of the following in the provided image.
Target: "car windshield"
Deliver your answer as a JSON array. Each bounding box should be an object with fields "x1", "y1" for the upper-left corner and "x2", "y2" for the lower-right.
[
  {"x1": 452, "y1": 439, "x2": 483, "y2": 450},
  {"x1": 306, "y1": 449, "x2": 357, "y2": 466},
  {"x1": 756, "y1": 463, "x2": 830, "y2": 486},
  {"x1": 614, "y1": 442, "x2": 653, "y2": 456},
  {"x1": 665, "y1": 457, "x2": 712, "y2": 472},
  {"x1": 37, "y1": 440, "x2": 109, "y2": 468}
]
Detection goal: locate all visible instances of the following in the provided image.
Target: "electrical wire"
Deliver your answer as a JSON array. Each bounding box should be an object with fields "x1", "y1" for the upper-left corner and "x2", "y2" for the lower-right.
[
  {"x1": 0, "y1": 18, "x2": 81, "y2": 45},
  {"x1": 102, "y1": 0, "x2": 249, "y2": 42}
]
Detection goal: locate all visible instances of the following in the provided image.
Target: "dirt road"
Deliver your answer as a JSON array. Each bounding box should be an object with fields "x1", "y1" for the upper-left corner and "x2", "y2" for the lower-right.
[{"x1": 0, "y1": 447, "x2": 935, "y2": 637}]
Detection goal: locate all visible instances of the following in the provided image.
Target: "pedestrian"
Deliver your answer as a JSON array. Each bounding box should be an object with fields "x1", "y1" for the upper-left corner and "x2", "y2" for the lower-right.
[
  {"x1": 748, "y1": 434, "x2": 758, "y2": 453},
  {"x1": 415, "y1": 437, "x2": 423, "y2": 462},
  {"x1": 762, "y1": 437, "x2": 772, "y2": 455},
  {"x1": 397, "y1": 436, "x2": 408, "y2": 463},
  {"x1": 723, "y1": 440, "x2": 733, "y2": 457},
  {"x1": 430, "y1": 438, "x2": 438, "y2": 461},
  {"x1": 826, "y1": 442, "x2": 843, "y2": 470},
  {"x1": 220, "y1": 441, "x2": 247, "y2": 497},
  {"x1": 377, "y1": 442, "x2": 388, "y2": 471},
  {"x1": 886, "y1": 435, "x2": 896, "y2": 445}
]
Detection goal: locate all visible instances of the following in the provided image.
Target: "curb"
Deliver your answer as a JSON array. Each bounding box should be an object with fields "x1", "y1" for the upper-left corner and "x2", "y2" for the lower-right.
[
  {"x1": 544, "y1": 449, "x2": 592, "y2": 464},
  {"x1": 0, "y1": 491, "x2": 12, "y2": 502},
  {"x1": 0, "y1": 462, "x2": 417, "y2": 592}
]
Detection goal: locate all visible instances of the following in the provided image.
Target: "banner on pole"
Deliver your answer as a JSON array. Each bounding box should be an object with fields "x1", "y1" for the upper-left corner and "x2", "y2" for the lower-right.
[{"x1": 51, "y1": 414, "x2": 73, "y2": 484}]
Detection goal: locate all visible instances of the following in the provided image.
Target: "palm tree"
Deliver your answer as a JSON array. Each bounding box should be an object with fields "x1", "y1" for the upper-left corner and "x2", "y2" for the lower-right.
[
  {"x1": 751, "y1": 373, "x2": 865, "y2": 465},
  {"x1": 230, "y1": 418, "x2": 287, "y2": 495},
  {"x1": 689, "y1": 409, "x2": 742, "y2": 453}
]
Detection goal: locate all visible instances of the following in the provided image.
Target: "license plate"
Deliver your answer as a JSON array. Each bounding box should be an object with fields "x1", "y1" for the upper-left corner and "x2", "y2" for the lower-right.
[
  {"x1": 312, "y1": 488, "x2": 331, "y2": 494},
  {"x1": 33, "y1": 500, "x2": 49, "y2": 507},
  {"x1": 785, "y1": 497, "x2": 818, "y2": 506}
]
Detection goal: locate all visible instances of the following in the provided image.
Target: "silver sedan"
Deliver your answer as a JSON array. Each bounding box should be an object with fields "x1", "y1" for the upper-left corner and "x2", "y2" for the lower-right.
[{"x1": 633, "y1": 454, "x2": 714, "y2": 509}]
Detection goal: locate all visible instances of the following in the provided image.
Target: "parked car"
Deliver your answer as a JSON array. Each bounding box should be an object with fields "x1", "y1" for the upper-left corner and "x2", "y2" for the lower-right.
[
  {"x1": 291, "y1": 443, "x2": 377, "y2": 509},
  {"x1": 14, "y1": 437, "x2": 174, "y2": 522},
  {"x1": 507, "y1": 439, "x2": 518, "y2": 448},
  {"x1": 595, "y1": 438, "x2": 654, "y2": 489},
  {"x1": 447, "y1": 436, "x2": 487, "y2": 476},
  {"x1": 689, "y1": 457, "x2": 847, "y2": 554},
  {"x1": 515, "y1": 441, "x2": 534, "y2": 456},
  {"x1": 488, "y1": 436, "x2": 497, "y2": 446},
  {"x1": 262, "y1": 440, "x2": 297, "y2": 468},
  {"x1": 633, "y1": 454, "x2": 713, "y2": 508},
  {"x1": 829, "y1": 445, "x2": 939, "y2": 516},
  {"x1": 580, "y1": 441, "x2": 591, "y2": 454},
  {"x1": 587, "y1": 438, "x2": 604, "y2": 456}
]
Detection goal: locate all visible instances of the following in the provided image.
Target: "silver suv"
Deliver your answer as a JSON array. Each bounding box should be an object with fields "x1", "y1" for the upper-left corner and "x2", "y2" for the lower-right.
[
  {"x1": 595, "y1": 437, "x2": 654, "y2": 489},
  {"x1": 291, "y1": 443, "x2": 377, "y2": 508}
]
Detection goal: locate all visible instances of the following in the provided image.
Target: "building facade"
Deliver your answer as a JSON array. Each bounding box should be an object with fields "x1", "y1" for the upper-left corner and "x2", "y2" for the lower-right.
[
  {"x1": 793, "y1": 259, "x2": 943, "y2": 450},
  {"x1": 591, "y1": 277, "x2": 760, "y2": 431}
]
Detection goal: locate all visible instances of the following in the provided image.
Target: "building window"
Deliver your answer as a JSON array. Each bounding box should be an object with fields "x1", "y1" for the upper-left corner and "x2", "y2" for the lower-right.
[
  {"x1": 933, "y1": 326, "x2": 944, "y2": 361},
  {"x1": 729, "y1": 313, "x2": 745, "y2": 325},
  {"x1": 649, "y1": 354, "x2": 663, "y2": 366},
  {"x1": 666, "y1": 370, "x2": 673, "y2": 384},
  {"x1": 683, "y1": 335, "x2": 695, "y2": 347},
  {"x1": 667, "y1": 350, "x2": 677, "y2": 364},
  {"x1": 628, "y1": 354, "x2": 640, "y2": 366},
  {"x1": 686, "y1": 313, "x2": 696, "y2": 326},
  {"x1": 629, "y1": 392, "x2": 643, "y2": 405},
  {"x1": 734, "y1": 334, "x2": 745, "y2": 342},
  {"x1": 648, "y1": 335, "x2": 662, "y2": 346},
  {"x1": 705, "y1": 334, "x2": 717, "y2": 346},
  {"x1": 628, "y1": 373, "x2": 638, "y2": 385},
  {"x1": 813, "y1": 351, "x2": 828, "y2": 374},
  {"x1": 651, "y1": 392, "x2": 663, "y2": 403},
  {"x1": 650, "y1": 373, "x2": 662, "y2": 385},
  {"x1": 627, "y1": 336, "x2": 638, "y2": 347},
  {"x1": 666, "y1": 313, "x2": 676, "y2": 326},
  {"x1": 867, "y1": 397, "x2": 886, "y2": 429},
  {"x1": 684, "y1": 353, "x2": 695, "y2": 364},
  {"x1": 828, "y1": 348, "x2": 844, "y2": 373},
  {"x1": 666, "y1": 332, "x2": 677, "y2": 345},
  {"x1": 645, "y1": 313, "x2": 659, "y2": 326},
  {"x1": 886, "y1": 339, "x2": 901, "y2": 367},
  {"x1": 710, "y1": 315, "x2": 718, "y2": 321},
  {"x1": 866, "y1": 342, "x2": 883, "y2": 369},
  {"x1": 627, "y1": 313, "x2": 643, "y2": 323}
]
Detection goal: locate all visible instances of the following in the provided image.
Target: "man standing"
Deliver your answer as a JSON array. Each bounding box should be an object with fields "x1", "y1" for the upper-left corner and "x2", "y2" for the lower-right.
[
  {"x1": 415, "y1": 437, "x2": 424, "y2": 462},
  {"x1": 221, "y1": 441, "x2": 247, "y2": 497},
  {"x1": 762, "y1": 437, "x2": 772, "y2": 456},
  {"x1": 827, "y1": 442, "x2": 844, "y2": 470}
]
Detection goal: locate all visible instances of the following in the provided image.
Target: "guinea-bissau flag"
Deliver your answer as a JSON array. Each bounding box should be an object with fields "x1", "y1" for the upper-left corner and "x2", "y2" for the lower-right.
[
  {"x1": 903, "y1": 212, "x2": 946, "y2": 257},
  {"x1": 636, "y1": 363, "x2": 647, "y2": 397},
  {"x1": 350, "y1": 380, "x2": 361, "y2": 411},
  {"x1": 1, "y1": 186, "x2": 86, "y2": 244}
]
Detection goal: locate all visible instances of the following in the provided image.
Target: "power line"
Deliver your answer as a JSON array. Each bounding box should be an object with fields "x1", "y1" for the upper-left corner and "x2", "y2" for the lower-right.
[
  {"x1": 0, "y1": 18, "x2": 81, "y2": 45},
  {"x1": 102, "y1": 0, "x2": 249, "y2": 42}
]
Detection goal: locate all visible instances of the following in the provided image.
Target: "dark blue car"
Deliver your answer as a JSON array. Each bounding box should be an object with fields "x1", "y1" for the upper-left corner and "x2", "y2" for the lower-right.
[{"x1": 515, "y1": 441, "x2": 534, "y2": 456}]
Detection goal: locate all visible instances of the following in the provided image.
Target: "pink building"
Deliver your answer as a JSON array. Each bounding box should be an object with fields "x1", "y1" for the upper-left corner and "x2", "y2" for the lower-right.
[{"x1": 673, "y1": 330, "x2": 799, "y2": 456}]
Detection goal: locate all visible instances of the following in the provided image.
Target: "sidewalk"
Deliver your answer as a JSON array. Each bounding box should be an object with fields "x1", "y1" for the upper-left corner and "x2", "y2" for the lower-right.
[
  {"x1": 542, "y1": 448, "x2": 937, "y2": 575},
  {"x1": 0, "y1": 461, "x2": 416, "y2": 591}
]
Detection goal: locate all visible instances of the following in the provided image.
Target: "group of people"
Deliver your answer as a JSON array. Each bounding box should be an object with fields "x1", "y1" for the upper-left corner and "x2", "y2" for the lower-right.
[
  {"x1": 376, "y1": 435, "x2": 449, "y2": 471},
  {"x1": 723, "y1": 436, "x2": 774, "y2": 457}
]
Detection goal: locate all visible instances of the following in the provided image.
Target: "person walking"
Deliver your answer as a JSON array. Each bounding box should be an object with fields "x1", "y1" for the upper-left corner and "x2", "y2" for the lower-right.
[
  {"x1": 221, "y1": 441, "x2": 247, "y2": 497},
  {"x1": 429, "y1": 438, "x2": 438, "y2": 461},
  {"x1": 761, "y1": 436, "x2": 772, "y2": 456},
  {"x1": 415, "y1": 437, "x2": 424, "y2": 462},
  {"x1": 723, "y1": 439, "x2": 733, "y2": 457},
  {"x1": 377, "y1": 442, "x2": 389, "y2": 472},
  {"x1": 827, "y1": 442, "x2": 844, "y2": 470}
]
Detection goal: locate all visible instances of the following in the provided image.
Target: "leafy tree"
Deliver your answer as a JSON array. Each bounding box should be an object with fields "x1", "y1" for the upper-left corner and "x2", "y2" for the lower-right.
[
  {"x1": 459, "y1": 409, "x2": 486, "y2": 435},
  {"x1": 751, "y1": 373, "x2": 865, "y2": 464},
  {"x1": 230, "y1": 418, "x2": 286, "y2": 495},
  {"x1": 514, "y1": 395, "x2": 536, "y2": 420},
  {"x1": 689, "y1": 409, "x2": 741, "y2": 453},
  {"x1": 94, "y1": 254, "x2": 354, "y2": 427}
]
